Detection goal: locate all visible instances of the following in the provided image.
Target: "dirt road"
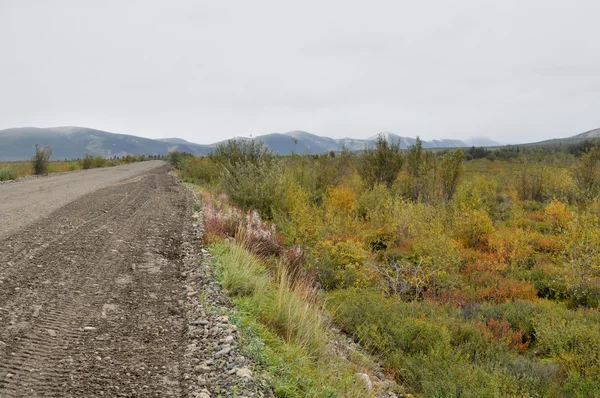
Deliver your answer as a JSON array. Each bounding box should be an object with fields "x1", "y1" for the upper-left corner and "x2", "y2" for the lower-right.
[{"x1": 0, "y1": 162, "x2": 195, "y2": 396}]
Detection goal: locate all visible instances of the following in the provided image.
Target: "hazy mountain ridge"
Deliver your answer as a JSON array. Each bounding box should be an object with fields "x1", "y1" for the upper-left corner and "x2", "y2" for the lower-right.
[
  {"x1": 1, "y1": 126, "x2": 595, "y2": 161},
  {"x1": 0, "y1": 127, "x2": 212, "y2": 161}
]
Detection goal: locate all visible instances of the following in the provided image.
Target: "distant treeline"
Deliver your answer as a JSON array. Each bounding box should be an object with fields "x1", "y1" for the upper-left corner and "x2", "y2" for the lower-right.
[{"x1": 465, "y1": 139, "x2": 600, "y2": 161}]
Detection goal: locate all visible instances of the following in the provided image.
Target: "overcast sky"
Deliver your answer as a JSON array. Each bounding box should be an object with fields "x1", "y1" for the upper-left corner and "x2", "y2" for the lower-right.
[{"x1": 1, "y1": 1, "x2": 599, "y2": 144}]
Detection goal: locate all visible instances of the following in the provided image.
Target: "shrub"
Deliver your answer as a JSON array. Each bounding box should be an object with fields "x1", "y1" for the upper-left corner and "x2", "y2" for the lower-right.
[
  {"x1": 399, "y1": 137, "x2": 437, "y2": 201},
  {"x1": 562, "y1": 211, "x2": 600, "y2": 307},
  {"x1": 453, "y1": 207, "x2": 495, "y2": 249},
  {"x1": 515, "y1": 164, "x2": 547, "y2": 201},
  {"x1": 166, "y1": 151, "x2": 194, "y2": 168},
  {"x1": 545, "y1": 199, "x2": 572, "y2": 232},
  {"x1": 533, "y1": 308, "x2": 600, "y2": 390},
  {"x1": 439, "y1": 148, "x2": 465, "y2": 202},
  {"x1": 314, "y1": 236, "x2": 369, "y2": 289},
  {"x1": 544, "y1": 168, "x2": 578, "y2": 203},
  {"x1": 572, "y1": 146, "x2": 600, "y2": 198},
  {"x1": 273, "y1": 180, "x2": 321, "y2": 247},
  {"x1": 357, "y1": 134, "x2": 404, "y2": 188},
  {"x1": 179, "y1": 156, "x2": 220, "y2": 185},
  {"x1": 238, "y1": 210, "x2": 282, "y2": 258},
  {"x1": 211, "y1": 140, "x2": 282, "y2": 219},
  {"x1": 328, "y1": 290, "x2": 561, "y2": 397},
  {"x1": 356, "y1": 183, "x2": 394, "y2": 229},
  {"x1": 322, "y1": 185, "x2": 358, "y2": 234},
  {"x1": 0, "y1": 167, "x2": 16, "y2": 181},
  {"x1": 91, "y1": 156, "x2": 107, "y2": 168},
  {"x1": 81, "y1": 154, "x2": 93, "y2": 169},
  {"x1": 488, "y1": 227, "x2": 534, "y2": 266},
  {"x1": 32, "y1": 144, "x2": 52, "y2": 175}
]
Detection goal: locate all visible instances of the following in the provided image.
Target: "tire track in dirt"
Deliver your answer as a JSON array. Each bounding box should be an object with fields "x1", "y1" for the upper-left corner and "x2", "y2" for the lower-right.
[{"x1": 0, "y1": 165, "x2": 194, "y2": 397}]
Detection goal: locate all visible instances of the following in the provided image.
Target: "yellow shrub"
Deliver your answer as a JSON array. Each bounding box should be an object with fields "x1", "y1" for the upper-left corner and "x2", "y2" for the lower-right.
[
  {"x1": 356, "y1": 183, "x2": 394, "y2": 229},
  {"x1": 314, "y1": 236, "x2": 370, "y2": 289},
  {"x1": 323, "y1": 185, "x2": 358, "y2": 234},
  {"x1": 545, "y1": 200, "x2": 572, "y2": 233},
  {"x1": 453, "y1": 206, "x2": 495, "y2": 249},
  {"x1": 275, "y1": 181, "x2": 321, "y2": 247},
  {"x1": 324, "y1": 185, "x2": 356, "y2": 214},
  {"x1": 488, "y1": 227, "x2": 534, "y2": 265}
]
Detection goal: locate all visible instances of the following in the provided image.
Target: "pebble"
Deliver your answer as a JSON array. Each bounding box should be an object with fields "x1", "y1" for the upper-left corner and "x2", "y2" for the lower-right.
[
  {"x1": 214, "y1": 347, "x2": 231, "y2": 358},
  {"x1": 236, "y1": 368, "x2": 253, "y2": 379},
  {"x1": 194, "y1": 365, "x2": 211, "y2": 374}
]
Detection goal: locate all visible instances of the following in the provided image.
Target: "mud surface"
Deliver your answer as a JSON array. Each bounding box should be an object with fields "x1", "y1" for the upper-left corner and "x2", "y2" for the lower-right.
[{"x1": 0, "y1": 164, "x2": 195, "y2": 397}]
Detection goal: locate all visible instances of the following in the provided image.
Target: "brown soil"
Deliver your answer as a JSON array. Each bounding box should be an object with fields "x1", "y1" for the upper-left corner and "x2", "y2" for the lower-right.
[{"x1": 0, "y1": 163, "x2": 195, "y2": 397}]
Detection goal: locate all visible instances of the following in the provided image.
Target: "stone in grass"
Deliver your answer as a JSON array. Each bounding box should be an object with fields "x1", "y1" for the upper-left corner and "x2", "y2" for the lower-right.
[
  {"x1": 354, "y1": 373, "x2": 373, "y2": 392},
  {"x1": 236, "y1": 367, "x2": 252, "y2": 379}
]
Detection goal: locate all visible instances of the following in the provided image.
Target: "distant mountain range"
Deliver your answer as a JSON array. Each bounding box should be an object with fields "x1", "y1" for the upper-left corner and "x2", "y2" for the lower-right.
[
  {"x1": 0, "y1": 127, "x2": 212, "y2": 161},
  {"x1": 0, "y1": 125, "x2": 596, "y2": 161}
]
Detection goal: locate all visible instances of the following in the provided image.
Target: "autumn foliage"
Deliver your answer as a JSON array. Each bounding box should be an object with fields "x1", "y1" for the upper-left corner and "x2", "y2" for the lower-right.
[{"x1": 186, "y1": 137, "x2": 600, "y2": 397}]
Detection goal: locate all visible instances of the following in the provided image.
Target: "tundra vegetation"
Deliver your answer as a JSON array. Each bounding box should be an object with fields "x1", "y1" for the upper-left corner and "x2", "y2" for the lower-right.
[{"x1": 175, "y1": 137, "x2": 600, "y2": 397}]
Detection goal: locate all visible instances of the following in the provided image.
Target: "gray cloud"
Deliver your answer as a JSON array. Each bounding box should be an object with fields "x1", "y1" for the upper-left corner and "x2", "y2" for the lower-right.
[{"x1": 1, "y1": 0, "x2": 599, "y2": 144}]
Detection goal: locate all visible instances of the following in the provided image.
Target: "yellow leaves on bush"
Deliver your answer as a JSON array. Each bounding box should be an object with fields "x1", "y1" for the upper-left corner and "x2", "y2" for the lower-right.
[
  {"x1": 324, "y1": 185, "x2": 356, "y2": 214},
  {"x1": 562, "y1": 211, "x2": 600, "y2": 286},
  {"x1": 453, "y1": 207, "x2": 495, "y2": 249},
  {"x1": 275, "y1": 181, "x2": 320, "y2": 247},
  {"x1": 315, "y1": 236, "x2": 375, "y2": 288},
  {"x1": 453, "y1": 175, "x2": 500, "y2": 213},
  {"x1": 488, "y1": 227, "x2": 534, "y2": 265},
  {"x1": 317, "y1": 236, "x2": 367, "y2": 269},
  {"x1": 545, "y1": 200, "x2": 572, "y2": 233},
  {"x1": 356, "y1": 183, "x2": 394, "y2": 228},
  {"x1": 323, "y1": 185, "x2": 358, "y2": 234}
]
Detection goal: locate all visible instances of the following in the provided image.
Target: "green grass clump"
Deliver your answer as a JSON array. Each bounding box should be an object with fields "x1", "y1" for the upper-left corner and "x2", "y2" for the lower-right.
[
  {"x1": 0, "y1": 167, "x2": 17, "y2": 181},
  {"x1": 210, "y1": 242, "x2": 369, "y2": 397},
  {"x1": 212, "y1": 242, "x2": 270, "y2": 297}
]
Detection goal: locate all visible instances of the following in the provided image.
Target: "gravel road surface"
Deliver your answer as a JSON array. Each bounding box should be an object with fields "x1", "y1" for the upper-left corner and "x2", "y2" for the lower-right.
[
  {"x1": 0, "y1": 162, "x2": 200, "y2": 396},
  {"x1": 0, "y1": 161, "x2": 167, "y2": 240}
]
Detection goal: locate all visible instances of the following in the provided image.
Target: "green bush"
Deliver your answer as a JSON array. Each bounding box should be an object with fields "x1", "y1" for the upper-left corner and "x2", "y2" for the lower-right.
[
  {"x1": 211, "y1": 140, "x2": 282, "y2": 218},
  {"x1": 179, "y1": 156, "x2": 220, "y2": 185},
  {"x1": 515, "y1": 164, "x2": 547, "y2": 201},
  {"x1": 91, "y1": 156, "x2": 107, "y2": 168},
  {"x1": 166, "y1": 151, "x2": 194, "y2": 168},
  {"x1": 0, "y1": 167, "x2": 16, "y2": 181},
  {"x1": 31, "y1": 144, "x2": 52, "y2": 175},
  {"x1": 327, "y1": 289, "x2": 562, "y2": 397},
  {"x1": 81, "y1": 154, "x2": 93, "y2": 169},
  {"x1": 358, "y1": 134, "x2": 404, "y2": 188}
]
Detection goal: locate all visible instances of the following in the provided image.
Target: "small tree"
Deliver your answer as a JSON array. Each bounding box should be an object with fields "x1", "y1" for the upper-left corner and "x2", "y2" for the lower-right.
[
  {"x1": 404, "y1": 137, "x2": 435, "y2": 201},
  {"x1": 572, "y1": 146, "x2": 600, "y2": 199},
  {"x1": 81, "y1": 154, "x2": 93, "y2": 169},
  {"x1": 210, "y1": 140, "x2": 281, "y2": 218},
  {"x1": 358, "y1": 134, "x2": 404, "y2": 188},
  {"x1": 32, "y1": 144, "x2": 52, "y2": 175},
  {"x1": 440, "y1": 148, "x2": 465, "y2": 202}
]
